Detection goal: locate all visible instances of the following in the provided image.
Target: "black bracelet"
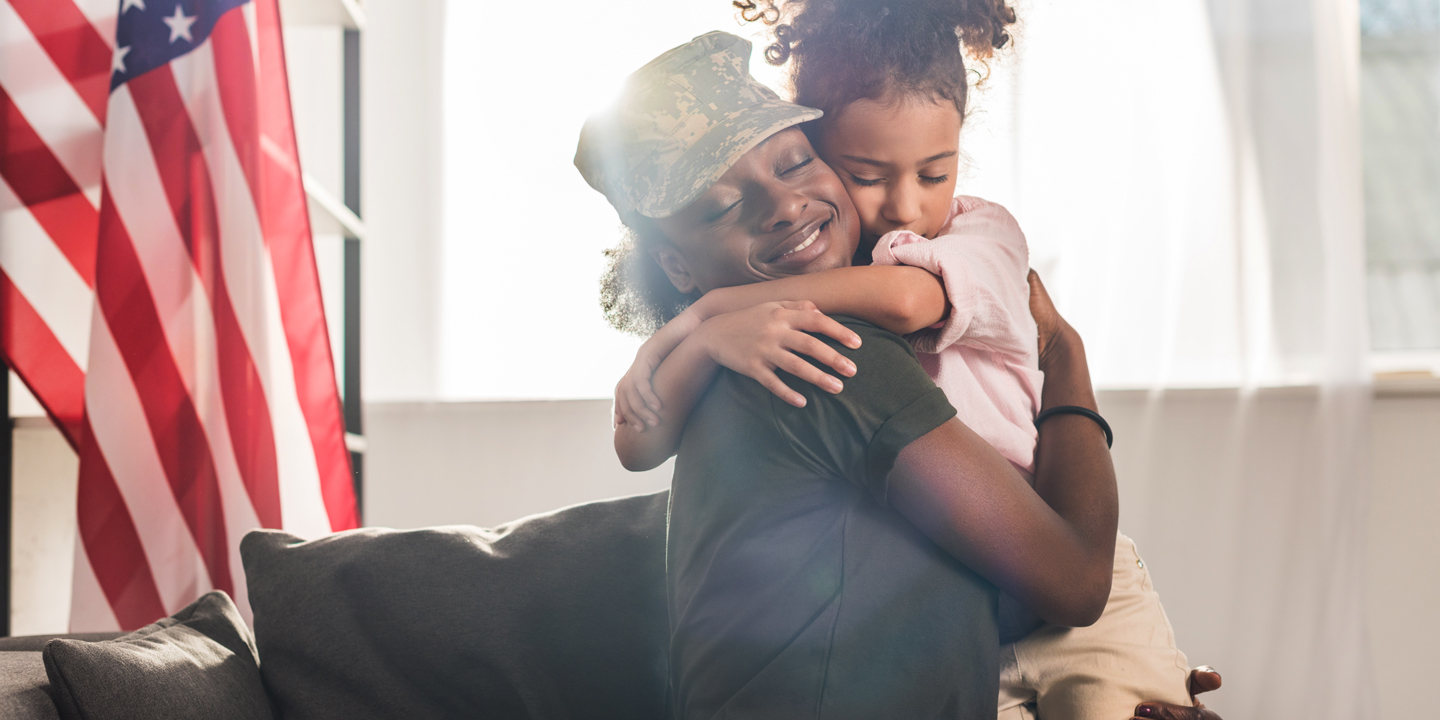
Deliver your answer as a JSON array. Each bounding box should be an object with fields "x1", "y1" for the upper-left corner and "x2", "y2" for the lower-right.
[{"x1": 1034, "y1": 405, "x2": 1113, "y2": 448}]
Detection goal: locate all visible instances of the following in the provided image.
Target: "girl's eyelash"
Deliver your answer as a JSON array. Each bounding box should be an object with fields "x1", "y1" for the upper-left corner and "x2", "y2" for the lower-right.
[
  {"x1": 921, "y1": 175, "x2": 949, "y2": 185},
  {"x1": 849, "y1": 175, "x2": 882, "y2": 187}
]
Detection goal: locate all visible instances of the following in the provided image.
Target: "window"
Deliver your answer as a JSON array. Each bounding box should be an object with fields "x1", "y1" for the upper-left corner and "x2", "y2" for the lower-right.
[{"x1": 1362, "y1": 0, "x2": 1440, "y2": 364}]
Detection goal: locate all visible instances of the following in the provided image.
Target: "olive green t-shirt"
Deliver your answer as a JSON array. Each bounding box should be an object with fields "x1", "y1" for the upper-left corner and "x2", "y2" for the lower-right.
[{"x1": 666, "y1": 319, "x2": 1001, "y2": 719}]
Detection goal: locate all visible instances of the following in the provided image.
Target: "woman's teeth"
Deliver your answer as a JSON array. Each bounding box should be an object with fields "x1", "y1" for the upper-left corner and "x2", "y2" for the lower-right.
[{"x1": 782, "y1": 226, "x2": 821, "y2": 257}]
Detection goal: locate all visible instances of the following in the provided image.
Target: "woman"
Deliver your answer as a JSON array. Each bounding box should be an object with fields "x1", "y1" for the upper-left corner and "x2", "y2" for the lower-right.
[{"x1": 576, "y1": 31, "x2": 1219, "y2": 720}]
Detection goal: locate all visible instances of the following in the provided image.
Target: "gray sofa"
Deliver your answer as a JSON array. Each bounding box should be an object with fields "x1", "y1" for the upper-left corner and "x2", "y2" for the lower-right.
[{"x1": 0, "y1": 491, "x2": 672, "y2": 720}]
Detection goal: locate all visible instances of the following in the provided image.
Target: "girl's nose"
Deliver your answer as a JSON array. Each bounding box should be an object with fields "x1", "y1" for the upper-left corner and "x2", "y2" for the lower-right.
[{"x1": 882, "y1": 182, "x2": 922, "y2": 226}]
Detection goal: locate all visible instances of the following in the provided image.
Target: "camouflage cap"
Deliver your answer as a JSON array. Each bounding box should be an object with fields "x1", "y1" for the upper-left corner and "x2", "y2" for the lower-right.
[{"x1": 575, "y1": 31, "x2": 823, "y2": 219}]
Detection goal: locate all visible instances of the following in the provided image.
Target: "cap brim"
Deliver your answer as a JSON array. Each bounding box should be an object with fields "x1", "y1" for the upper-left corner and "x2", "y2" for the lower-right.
[{"x1": 638, "y1": 101, "x2": 824, "y2": 218}]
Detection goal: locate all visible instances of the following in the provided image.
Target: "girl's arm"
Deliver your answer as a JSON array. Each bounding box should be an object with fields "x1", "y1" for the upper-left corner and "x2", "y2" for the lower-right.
[
  {"x1": 887, "y1": 272, "x2": 1118, "y2": 627},
  {"x1": 615, "y1": 302, "x2": 860, "y2": 471},
  {"x1": 692, "y1": 265, "x2": 948, "y2": 335},
  {"x1": 614, "y1": 265, "x2": 945, "y2": 430}
]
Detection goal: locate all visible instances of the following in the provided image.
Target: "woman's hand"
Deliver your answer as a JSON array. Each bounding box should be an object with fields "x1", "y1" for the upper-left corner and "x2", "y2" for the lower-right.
[
  {"x1": 696, "y1": 301, "x2": 861, "y2": 408},
  {"x1": 1027, "y1": 268, "x2": 1072, "y2": 368},
  {"x1": 1131, "y1": 668, "x2": 1224, "y2": 719}
]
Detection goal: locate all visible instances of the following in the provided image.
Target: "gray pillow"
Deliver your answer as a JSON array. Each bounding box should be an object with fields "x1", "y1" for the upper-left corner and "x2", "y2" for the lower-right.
[
  {"x1": 241, "y1": 491, "x2": 669, "y2": 720},
  {"x1": 42, "y1": 591, "x2": 272, "y2": 720}
]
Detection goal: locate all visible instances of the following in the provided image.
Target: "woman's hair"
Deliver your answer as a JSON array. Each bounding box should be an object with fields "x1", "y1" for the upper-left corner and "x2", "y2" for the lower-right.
[
  {"x1": 600, "y1": 214, "x2": 697, "y2": 336},
  {"x1": 734, "y1": 0, "x2": 1016, "y2": 122}
]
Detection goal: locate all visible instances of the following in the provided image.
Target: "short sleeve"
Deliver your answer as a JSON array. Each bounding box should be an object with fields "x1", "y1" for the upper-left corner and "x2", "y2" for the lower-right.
[
  {"x1": 871, "y1": 196, "x2": 1036, "y2": 357},
  {"x1": 769, "y1": 320, "x2": 957, "y2": 505}
]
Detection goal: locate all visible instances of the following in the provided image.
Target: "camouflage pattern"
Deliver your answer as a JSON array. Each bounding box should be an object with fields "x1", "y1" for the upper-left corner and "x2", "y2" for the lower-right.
[{"x1": 575, "y1": 31, "x2": 823, "y2": 219}]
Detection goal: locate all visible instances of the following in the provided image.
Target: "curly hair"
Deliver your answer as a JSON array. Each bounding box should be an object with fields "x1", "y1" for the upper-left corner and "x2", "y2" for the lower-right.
[
  {"x1": 734, "y1": 0, "x2": 1016, "y2": 121},
  {"x1": 599, "y1": 215, "x2": 697, "y2": 337}
]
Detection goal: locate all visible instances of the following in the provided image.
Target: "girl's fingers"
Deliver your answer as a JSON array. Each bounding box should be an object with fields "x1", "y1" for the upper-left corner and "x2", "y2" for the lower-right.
[
  {"x1": 623, "y1": 385, "x2": 659, "y2": 428},
  {"x1": 773, "y1": 350, "x2": 844, "y2": 394},
  {"x1": 787, "y1": 333, "x2": 856, "y2": 378},
  {"x1": 777, "y1": 299, "x2": 819, "y2": 313},
  {"x1": 750, "y1": 367, "x2": 807, "y2": 407},
  {"x1": 788, "y1": 309, "x2": 861, "y2": 349},
  {"x1": 637, "y1": 377, "x2": 663, "y2": 413}
]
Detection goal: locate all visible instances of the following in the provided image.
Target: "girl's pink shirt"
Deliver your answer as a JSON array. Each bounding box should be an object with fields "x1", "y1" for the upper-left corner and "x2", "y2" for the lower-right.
[{"x1": 871, "y1": 196, "x2": 1044, "y2": 476}]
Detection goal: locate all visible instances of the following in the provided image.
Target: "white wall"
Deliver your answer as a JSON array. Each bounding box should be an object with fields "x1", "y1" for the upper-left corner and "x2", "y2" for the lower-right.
[{"x1": 359, "y1": 0, "x2": 446, "y2": 401}]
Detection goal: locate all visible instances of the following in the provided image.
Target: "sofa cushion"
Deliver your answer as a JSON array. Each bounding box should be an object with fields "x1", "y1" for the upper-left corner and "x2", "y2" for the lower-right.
[
  {"x1": 42, "y1": 591, "x2": 272, "y2": 720},
  {"x1": 0, "y1": 653, "x2": 59, "y2": 720},
  {"x1": 242, "y1": 490, "x2": 669, "y2": 720}
]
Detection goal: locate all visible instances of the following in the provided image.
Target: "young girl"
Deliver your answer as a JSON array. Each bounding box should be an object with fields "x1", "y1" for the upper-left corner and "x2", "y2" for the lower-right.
[{"x1": 609, "y1": 1, "x2": 1198, "y2": 718}]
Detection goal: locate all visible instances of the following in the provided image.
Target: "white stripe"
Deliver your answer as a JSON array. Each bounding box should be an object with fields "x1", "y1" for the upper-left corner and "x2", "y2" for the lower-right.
[
  {"x1": 84, "y1": 313, "x2": 209, "y2": 614},
  {"x1": 68, "y1": 533, "x2": 121, "y2": 633},
  {"x1": 242, "y1": 1, "x2": 259, "y2": 76},
  {"x1": 103, "y1": 86, "x2": 268, "y2": 592},
  {"x1": 172, "y1": 43, "x2": 332, "y2": 538},
  {"x1": 0, "y1": 177, "x2": 93, "y2": 368},
  {"x1": 70, "y1": 0, "x2": 117, "y2": 51},
  {"x1": 0, "y1": 0, "x2": 104, "y2": 206}
]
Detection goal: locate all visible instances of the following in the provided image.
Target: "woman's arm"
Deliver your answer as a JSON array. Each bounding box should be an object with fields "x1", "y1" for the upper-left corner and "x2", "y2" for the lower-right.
[
  {"x1": 885, "y1": 273, "x2": 1118, "y2": 627},
  {"x1": 615, "y1": 302, "x2": 860, "y2": 471}
]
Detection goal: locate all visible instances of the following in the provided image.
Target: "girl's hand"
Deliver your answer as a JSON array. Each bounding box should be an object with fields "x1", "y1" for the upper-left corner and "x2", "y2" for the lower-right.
[
  {"x1": 697, "y1": 301, "x2": 861, "y2": 408},
  {"x1": 614, "y1": 309, "x2": 705, "y2": 431}
]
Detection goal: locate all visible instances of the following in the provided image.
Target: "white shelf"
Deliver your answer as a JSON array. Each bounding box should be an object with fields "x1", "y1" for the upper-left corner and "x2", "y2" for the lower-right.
[
  {"x1": 303, "y1": 173, "x2": 366, "y2": 241},
  {"x1": 279, "y1": 0, "x2": 366, "y2": 30}
]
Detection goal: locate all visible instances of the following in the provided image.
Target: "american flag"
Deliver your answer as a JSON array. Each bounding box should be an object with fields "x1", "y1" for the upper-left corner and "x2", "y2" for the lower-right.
[{"x1": 1, "y1": 0, "x2": 359, "y2": 631}]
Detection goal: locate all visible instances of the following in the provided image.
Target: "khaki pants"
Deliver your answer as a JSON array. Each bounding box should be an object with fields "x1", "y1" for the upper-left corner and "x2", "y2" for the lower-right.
[{"x1": 997, "y1": 533, "x2": 1191, "y2": 720}]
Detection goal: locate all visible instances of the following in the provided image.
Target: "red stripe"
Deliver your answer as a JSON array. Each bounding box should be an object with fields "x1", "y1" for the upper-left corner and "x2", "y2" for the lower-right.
[
  {"x1": 6, "y1": 0, "x2": 110, "y2": 123},
  {"x1": 0, "y1": 86, "x2": 98, "y2": 288},
  {"x1": 218, "y1": 2, "x2": 357, "y2": 530},
  {"x1": 126, "y1": 67, "x2": 283, "y2": 530},
  {"x1": 95, "y1": 186, "x2": 234, "y2": 595},
  {"x1": 75, "y1": 418, "x2": 168, "y2": 630},
  {"x1": 0, "y1": 270, "x2": 85, "y2": 447}
]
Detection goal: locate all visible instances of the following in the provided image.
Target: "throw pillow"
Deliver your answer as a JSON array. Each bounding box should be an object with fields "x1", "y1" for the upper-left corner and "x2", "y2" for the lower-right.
[
  {"x1": 241, "y1": 490, "x2": 669, "y2": 720},
  {"x1": 42, "y1": 591, "x2": 272, "y2": 720}
]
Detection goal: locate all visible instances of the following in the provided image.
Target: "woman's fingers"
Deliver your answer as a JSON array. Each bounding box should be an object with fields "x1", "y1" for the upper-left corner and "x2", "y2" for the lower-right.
[
  {"x1": 637, "y1": 376, "x2": 663, "y2": 413},
  {"x1": 1187, "y1": 667, "x2": 1221, "y2": 700}
]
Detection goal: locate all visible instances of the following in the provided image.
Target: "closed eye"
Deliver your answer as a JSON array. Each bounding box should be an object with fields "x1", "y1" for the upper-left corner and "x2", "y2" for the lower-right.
[
  {"x1": 920, "y1": 174, "x2": 949, "y2": 186},
  {"x1": 782, "y1": 157, "x2": 814, "y2": 175},
  {"x1": 848, "y1": 173, "x2": 883, "y2": 187},
  {"x1": 706, "y1": 200, "x2": 741, "y2": 223}
]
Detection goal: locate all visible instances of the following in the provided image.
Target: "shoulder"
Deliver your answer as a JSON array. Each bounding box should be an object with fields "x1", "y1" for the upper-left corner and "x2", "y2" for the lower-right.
[{"x1": 950, "y1": 196, "x2": 1024, "y2": 238}]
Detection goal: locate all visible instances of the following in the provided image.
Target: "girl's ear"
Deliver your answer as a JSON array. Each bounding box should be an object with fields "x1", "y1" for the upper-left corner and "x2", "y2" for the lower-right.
[{"x1": 652, "y1": 247, "x2": 698, "y2": 295}]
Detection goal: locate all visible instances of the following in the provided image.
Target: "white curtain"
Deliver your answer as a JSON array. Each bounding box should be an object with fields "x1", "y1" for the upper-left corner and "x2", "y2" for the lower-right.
[{"x1": 961, "y1": 0, "x2": 1375, "y2": 716}]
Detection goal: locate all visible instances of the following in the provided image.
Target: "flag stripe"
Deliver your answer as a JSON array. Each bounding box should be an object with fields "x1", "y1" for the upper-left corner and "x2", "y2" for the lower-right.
[
  {"x1": 171, "y1": 40, "x2": 333, "y2": 536},
  {"x1": 85, "y1": 308, "x2": 210, "y2": 613},
  {"x1": 75, "y1": 419, "x2": 168, "y2": 630},
  {"x1": 0, "y1": 0, "x2": 103, "y2": 204},
  {"x1": 0, "y1": 176, "x2": 92, "y2": 367},
  {"x1": 69, "y1": 530, "x2": 121, "y2": 632},
  {"x1": 95, "y1": 187, "x2": 234, "y2": 597},
  {"x1": 0, "y1": 85, "x2": 98, "y2": 287},
  {"x1": 126, "y1": 66, "x2": 284, "y2": 530},
  {"x1": 3, "y1": 0, "x2": 109, "y2": 122},
  {"x1": 228, "y1": 3, "x2": 356, "y2": 530},
  {"x1": 104, "y1": 86, "x2": 280, "y2": 549},
  {"x1": 0, "y1": 269, "x2": 85, "y2": 444}
]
